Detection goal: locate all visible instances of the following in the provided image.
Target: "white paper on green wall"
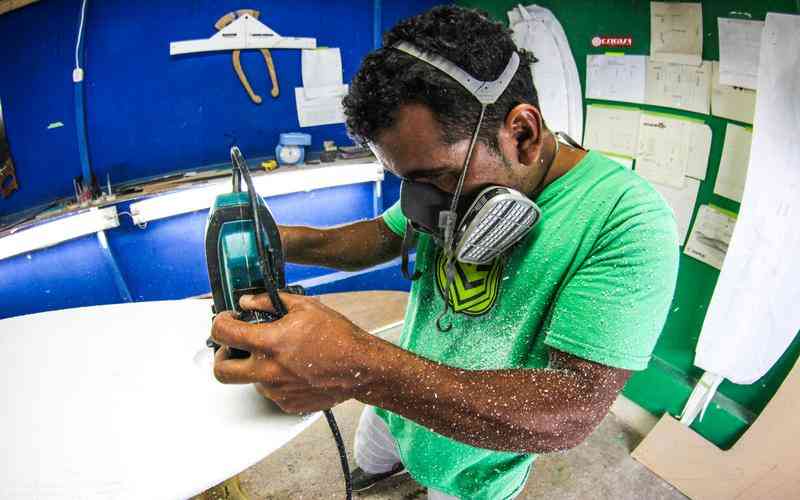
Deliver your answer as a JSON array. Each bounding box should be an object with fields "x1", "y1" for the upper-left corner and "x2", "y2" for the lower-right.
[
  {"x1": 714, "y1": 124, "x2": 753, "y2": 202},
  {"x1": 585, "y1": 54, "x2": 646, "y2": 104},
  {"x1": 650, "y1": 1, "x2": 703, "y2": 66},
  {"x1": 651, "y1": 176, "x2": 700, "y2": 246},
  {"x1": 583, "y1": 104, "x2": 641, "y2": 158},
  {"x1": 645, "y1": 59, "x2": 712, "y2": 114},
  {"x1": 718, "y1": 18, "x2": 764, "y2": 90},
  {"x1": 683, "y1": 204, "x2": 737, "y2": 270},
  {"x1": 685, "y1": 122, "x2": 711, "y2": 181},
  {"x1": 710, "y1": 61, "x2": 756, "y2": 124}
]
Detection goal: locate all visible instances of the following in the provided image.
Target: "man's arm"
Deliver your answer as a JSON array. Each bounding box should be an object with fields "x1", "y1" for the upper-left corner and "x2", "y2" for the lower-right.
[
  {"x1": 280, "y1": 218, "x2": 402, "y2": 272},
  {"x1": 356, "y1": 338, "x2": 630, "y2": 453},
  {"x1": 211, "y1": 293, "x2": 630, "y2": 454}
]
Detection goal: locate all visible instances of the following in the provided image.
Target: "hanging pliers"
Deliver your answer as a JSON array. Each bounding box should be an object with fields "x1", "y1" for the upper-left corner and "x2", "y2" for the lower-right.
[{"x1": 214, "y1": 9, "x2": 280, "y2": 104}]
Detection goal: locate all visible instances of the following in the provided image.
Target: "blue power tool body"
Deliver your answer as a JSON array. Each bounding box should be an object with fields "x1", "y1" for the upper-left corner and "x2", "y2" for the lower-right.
[{"x1": 203, "y1": 146, "x2": 352, "y2": 498}]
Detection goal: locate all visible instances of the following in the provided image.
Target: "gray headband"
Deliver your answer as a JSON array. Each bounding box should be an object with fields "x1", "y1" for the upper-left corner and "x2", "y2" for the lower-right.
[{"x1": 393, "y1": 41, "x2": 520, "y2": 105}]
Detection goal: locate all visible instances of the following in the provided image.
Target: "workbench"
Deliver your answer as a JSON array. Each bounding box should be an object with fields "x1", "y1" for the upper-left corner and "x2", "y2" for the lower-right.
[{"x1": 0, "y1": 290, "x2": 408, "y2": 499}]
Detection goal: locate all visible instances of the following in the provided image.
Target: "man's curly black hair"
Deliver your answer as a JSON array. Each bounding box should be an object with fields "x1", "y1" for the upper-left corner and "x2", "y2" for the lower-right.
[{"x1": 342, "y1": 5, "x2": 539, "y2": 155}]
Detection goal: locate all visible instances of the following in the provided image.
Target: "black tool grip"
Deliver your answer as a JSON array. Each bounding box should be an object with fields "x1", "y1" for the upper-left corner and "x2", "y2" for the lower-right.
[{"x1": 208, "y1": 285, "x2": 306, "y2": 359}]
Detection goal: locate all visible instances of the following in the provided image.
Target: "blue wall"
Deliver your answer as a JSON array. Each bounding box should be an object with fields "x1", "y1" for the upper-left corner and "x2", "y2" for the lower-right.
[
  {"x1": 0, "y1": 181, "x2": 413, "y2": 319},
  {"x1": 0, "y1": 0, "x2": 445, "y2": 319},
  {"x1": 0, "y1": 0, "x2": 442, "y2": 217}
]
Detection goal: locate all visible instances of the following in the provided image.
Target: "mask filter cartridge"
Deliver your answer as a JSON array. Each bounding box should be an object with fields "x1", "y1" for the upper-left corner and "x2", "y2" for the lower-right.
[{"x1": 455, "y1": 186, "x2": 540, "y2": 264}]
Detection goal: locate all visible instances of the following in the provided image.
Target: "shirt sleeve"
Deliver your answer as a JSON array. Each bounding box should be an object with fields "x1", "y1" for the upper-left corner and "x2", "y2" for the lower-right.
[
  {"x1": 381, "y1": 200, "x2": 408, "y2": 237},
  {"x1": 544, "y1": 187, "x2": 680, "y2": 371}
]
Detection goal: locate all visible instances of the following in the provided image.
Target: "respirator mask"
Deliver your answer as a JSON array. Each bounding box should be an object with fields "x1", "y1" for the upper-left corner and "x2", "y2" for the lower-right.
[{"x1": 391, "y1": 42, "x2": 556, "y2": 331}]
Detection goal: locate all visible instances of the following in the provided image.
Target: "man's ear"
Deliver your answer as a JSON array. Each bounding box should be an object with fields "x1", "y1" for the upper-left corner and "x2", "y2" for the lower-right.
[{"x1": 504, "y1": 104, "x2": 544, "y2": 166}]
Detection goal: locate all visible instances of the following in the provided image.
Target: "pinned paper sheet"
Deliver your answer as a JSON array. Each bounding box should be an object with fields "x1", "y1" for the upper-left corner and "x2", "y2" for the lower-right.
[
  {"x1": 714, "y1": 124, "x2": 753, "y2": 202},
  {"x1": 651, "y1": 177, "x2": 700, "y2": 246},
  {"x1": 296, "y1": 48, "x2": 347, "y2": 127},
  {"x1": 684, "y1": 204, "x2": 736, "y2": 270},
  {"x1": 711, "y1": 61, "x2": 756, "y2": 124},
  {"x1": 302, "y1": 48, "x2": 343, "y2": 88},
  {"x1": 635, "y1": 113, "x2": 710, "y2": 188},
  {"x1": 685, "y1": 123, "x2": 711, "y2": 181},
  {"x1": 718, "y1": 18, "x2": 764, "y2": 90},
  {"x1": 586, "y1": 54, "x2": 646, "y2": 104},
  {"x1": 650, "y1": 2, "x2": 703, "y2": 66},
  {"x1": 645, "y1": 59, "x2": 711, "y2": 114},
  {"x1": 583, "y1": 104, "x2": 641, "y2": 158},
  {"x1": 295, "y1": 86, "x2": 347, "y2": 127},
  {"x1": 604, "y1": 154, "x2": 634, "y2": 169}
]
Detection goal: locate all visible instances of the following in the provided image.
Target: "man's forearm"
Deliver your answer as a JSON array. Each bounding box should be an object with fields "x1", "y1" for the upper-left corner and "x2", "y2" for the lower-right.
[
  {"x1": 280, "y1": 219, "x2": 400, "y2": 272},
  {"x1": 352, "y1": 336, "x2": 617, "y2": 454}
]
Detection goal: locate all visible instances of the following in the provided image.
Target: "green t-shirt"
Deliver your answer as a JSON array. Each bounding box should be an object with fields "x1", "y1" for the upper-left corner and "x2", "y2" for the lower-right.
[{"x1": 375, "y1": 151, "x2": 679, "y2": 499}]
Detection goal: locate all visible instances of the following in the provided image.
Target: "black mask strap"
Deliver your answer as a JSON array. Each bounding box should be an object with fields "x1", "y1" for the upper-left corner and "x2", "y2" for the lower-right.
[{"x1": 401, "y1": 225, "x2": 422, "y2": 281}]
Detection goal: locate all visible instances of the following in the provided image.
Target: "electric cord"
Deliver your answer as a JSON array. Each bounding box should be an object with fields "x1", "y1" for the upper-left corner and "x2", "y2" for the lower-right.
[
  {"x1": 324, "y1": 408, "x2": 353, "y2": 500},
  {"x1": 231, "y1": 149, "x2": 353, "y2": 500}
]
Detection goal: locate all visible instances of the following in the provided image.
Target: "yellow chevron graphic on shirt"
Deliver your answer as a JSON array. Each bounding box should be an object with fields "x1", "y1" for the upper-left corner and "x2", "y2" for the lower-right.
[{"x1": 435, "y1": 251, "x2": 503, "y2": 316}]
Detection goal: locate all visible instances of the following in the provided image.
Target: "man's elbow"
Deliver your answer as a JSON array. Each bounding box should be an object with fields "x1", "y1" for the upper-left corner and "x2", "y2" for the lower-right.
[{"x1": 519, "y1": 414, "x2": 601, "y2": 454}]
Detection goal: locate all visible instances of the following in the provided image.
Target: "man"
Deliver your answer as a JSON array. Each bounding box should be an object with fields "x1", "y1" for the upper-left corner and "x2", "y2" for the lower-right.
[{"x1": 211, "y1": 6, "x2": 679, "y2": 500}]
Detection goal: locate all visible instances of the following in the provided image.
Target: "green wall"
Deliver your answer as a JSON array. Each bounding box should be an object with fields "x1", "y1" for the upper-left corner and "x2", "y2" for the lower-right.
[{"x1": 458, "y1": 0, "x2": 800, "y2": 449}]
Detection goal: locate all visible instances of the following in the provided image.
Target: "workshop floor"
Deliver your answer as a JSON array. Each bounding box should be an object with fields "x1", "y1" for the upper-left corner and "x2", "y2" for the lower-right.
[
  {"x1": 224, "y1": 325, "x2": 687, "y2": 500},
  {"x1": 234, "y1": 398, "x2": 686, "y2": 500}
]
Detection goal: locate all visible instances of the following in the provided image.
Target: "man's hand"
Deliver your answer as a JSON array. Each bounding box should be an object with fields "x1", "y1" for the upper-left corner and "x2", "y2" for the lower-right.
[{"x1": 211, "y1": 292, "x2": 375, "y2": 413}]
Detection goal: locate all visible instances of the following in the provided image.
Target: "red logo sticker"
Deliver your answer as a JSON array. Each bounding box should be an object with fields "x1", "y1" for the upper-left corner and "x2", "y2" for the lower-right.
[{"x1": 591, "y1": 36, "x2": 633, "y2": 48}]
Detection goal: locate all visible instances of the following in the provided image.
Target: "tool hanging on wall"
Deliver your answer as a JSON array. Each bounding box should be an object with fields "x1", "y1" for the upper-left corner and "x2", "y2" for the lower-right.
[
  {"x1": 171, "y1": 9, "x2": 316, "y2": 105},
  {"x1": 216, "y1": 10, "x2": 279, "y2": 103},
  {"x1": 0, "y1": 98, "x2": 18, "y2": 198}
]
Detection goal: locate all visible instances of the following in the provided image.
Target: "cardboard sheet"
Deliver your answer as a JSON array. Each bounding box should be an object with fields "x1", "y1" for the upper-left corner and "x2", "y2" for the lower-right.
[{"x1": 632, "y1": 356, "x2": 800, "y2": 500}]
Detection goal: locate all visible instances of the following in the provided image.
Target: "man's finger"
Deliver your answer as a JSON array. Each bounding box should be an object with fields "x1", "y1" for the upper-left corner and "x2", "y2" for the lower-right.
[
  {"x1": 213, "y1": 351, "x2": 252, "y2": 384},
  {"x1": 211, "y1": 312, "x2": 276, "y2": 352},
  {"x1": 239, "y1": 291, "x2": 310, "y2": 313},
  {"x1": 214, "y1": 353, "x2": 286, "y2": 384}
]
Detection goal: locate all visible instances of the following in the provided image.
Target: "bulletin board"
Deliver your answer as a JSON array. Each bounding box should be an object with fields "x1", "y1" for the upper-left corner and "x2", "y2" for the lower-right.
[{"x1": 458, "y1": 0, "x2": 800, "y2": 449}]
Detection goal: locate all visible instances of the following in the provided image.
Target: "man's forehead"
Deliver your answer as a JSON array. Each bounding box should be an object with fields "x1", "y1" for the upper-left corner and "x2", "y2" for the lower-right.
[
  {"x1": 369, "y1": 104, "x2": 462, "y2": 177},
  {"x1": 370, "y1": 140, "x2": 457, "y2": 179}
]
